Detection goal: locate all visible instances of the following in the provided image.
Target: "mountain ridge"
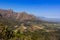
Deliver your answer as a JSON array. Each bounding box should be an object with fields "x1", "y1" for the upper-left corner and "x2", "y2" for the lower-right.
[
  {"x1": 0, "y1": 9, "x2": 60, "y2": 23},
  {"x1": 0, "y1": 9, "x2": 39, "y2": 22}
]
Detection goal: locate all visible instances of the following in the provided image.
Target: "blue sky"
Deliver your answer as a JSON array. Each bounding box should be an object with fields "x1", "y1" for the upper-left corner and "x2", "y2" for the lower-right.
[{"x1": 0, "y1": 0, "x2": 60, "y2": 18}]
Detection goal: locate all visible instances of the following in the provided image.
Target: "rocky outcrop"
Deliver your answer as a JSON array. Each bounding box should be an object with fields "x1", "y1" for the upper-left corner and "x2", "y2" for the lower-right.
[{"x1": 0, "y1": 9, "x2": 37, "y2": 21}]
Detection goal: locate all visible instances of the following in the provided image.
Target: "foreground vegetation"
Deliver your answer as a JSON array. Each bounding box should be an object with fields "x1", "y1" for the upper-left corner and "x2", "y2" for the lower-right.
[{"x1": 0, "y1": 18, "x2": 60, "y2": 40}]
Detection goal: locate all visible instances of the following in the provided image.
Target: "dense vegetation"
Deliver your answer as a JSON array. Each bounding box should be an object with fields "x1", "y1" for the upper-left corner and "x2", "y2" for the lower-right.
[{"x1": 0, "y1": 17, "x2": 60, "y2": 40}]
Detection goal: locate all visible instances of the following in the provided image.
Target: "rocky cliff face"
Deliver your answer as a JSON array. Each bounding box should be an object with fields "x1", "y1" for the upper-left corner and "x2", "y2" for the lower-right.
[{"x1": 0, "y1": 9, "x2": 37, "y2": 21}]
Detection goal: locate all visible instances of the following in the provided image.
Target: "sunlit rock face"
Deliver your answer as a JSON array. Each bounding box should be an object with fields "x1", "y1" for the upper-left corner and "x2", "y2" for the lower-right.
[{"x1": 0, "y1": 9, "x2": 38, "y2": 21}]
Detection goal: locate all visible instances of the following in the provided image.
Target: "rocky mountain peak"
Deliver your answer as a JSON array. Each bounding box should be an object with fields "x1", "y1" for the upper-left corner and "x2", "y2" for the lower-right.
[{"x1": 0, "y1": 9, "x2": 38, "y2": 21}]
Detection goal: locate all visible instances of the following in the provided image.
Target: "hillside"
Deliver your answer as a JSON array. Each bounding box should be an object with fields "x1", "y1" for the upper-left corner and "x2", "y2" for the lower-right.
[
  {"x1": 0, "y1": 9, "x2": 38, "y2": 21},
  {"x1": 0, "y1": 9, "x2": 60, "y2": 40}
]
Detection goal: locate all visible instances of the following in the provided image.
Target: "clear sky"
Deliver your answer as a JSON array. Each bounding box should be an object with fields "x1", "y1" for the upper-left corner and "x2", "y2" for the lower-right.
[{"x1": 0, "y1": 0, "x2": 60, "y2": 18}]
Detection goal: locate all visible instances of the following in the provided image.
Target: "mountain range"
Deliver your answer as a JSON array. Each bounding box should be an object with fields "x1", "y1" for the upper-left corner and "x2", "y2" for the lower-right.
[
  {"x1": 0, "y1": 9, "x2": 37, "y2": 21},
  {"x1": 0, "y1": 9, "x2": 60, "y2": 23}
]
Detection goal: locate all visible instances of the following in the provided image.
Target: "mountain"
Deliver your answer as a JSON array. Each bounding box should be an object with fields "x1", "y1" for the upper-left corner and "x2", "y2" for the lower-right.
[
  {"x1": 0, "y1": 9, "x2": 47, "y2": 29},
  {"x1": 0, "y1": 9, "x2": 60, "y2": 23},
  {"x1": 0, "y1": 9, "x2": 37, "y2": 20}
]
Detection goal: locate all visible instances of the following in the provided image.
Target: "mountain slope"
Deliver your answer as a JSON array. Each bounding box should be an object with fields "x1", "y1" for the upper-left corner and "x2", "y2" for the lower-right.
[
  {"x1": 0, "y1": 9, "x2": 60, "y2": 23},
  {"x1": 0, "y1": 9, "x2": 37, "y2": 21}
]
